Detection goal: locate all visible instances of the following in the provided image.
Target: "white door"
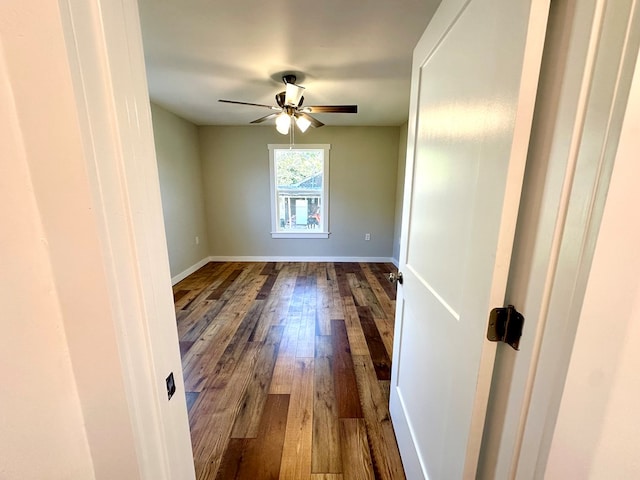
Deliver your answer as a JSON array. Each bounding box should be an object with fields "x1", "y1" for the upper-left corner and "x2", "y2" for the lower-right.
[{"x1": 390, "y1": 0, "x2": 549, "y2": 478}]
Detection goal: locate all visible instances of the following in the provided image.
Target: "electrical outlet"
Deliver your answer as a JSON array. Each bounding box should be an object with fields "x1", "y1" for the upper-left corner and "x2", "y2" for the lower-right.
[
  {"x1": 195, "y1": 236, "x2": 200, "y2": 245},
  {"x1": 166, "y1": 372, "x2": 176, "y2": 400},
  {"x1": 365, "y1": 233, "x2": 371, "y2": 241}
]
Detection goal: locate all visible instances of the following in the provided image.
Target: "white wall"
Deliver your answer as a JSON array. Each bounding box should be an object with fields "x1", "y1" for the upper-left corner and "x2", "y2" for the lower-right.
[
  {"x1": 545, "y1": 44, "x2": 640, "y2": 480},
  {"x1": 151, "y1": 103, "x2": 210, "y2": 278},
  {"x1": 0, "y1": 1, "x2": 140, "y2": 477},
  {"x1": 0, "y1": 36, "x2": 95, "y2": 480},
  {"x1": 199, "y1": 125, "x2": 400, "y2": 259}
]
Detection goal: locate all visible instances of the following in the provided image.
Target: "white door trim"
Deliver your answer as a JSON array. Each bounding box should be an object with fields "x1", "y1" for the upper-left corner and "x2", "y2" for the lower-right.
[
  {"x1": 59, "y1": 0, "x2": 195, "y2": 478},
  {"x1": 516, "y1": 0, "x2": 640, "y2": 476},
  {"x1": 477, "y1": 0, "x2": 640, "y2": 477}
]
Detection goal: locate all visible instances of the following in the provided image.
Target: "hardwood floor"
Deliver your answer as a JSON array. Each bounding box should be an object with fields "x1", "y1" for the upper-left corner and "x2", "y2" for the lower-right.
[{"x1": 173, "y1": 261, "x2": 405, "y2": 480}]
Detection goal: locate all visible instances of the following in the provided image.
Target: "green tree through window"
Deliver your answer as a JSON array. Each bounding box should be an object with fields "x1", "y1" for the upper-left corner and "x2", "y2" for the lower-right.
[
  {"x1": 275, "y1": 150, "x2": 323, "y2": 187},
  {"x1": 269, "y1": 144, "x2": 331, "y2": 238}
]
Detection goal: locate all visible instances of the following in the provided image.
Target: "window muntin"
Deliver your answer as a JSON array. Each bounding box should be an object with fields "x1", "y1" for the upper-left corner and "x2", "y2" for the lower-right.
[{"x1": 268, "y1": 144, "x2": 330, "y2": 238}]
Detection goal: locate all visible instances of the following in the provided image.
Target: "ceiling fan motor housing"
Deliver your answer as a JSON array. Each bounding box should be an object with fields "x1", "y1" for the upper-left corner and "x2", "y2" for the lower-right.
[{"x1": 282, "y1": 74, "x2": 297, "y2": 84}]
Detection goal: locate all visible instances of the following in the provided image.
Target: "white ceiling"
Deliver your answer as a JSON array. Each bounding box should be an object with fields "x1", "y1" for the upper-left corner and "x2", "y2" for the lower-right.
[{"x1": 138, "y1": 0, "x2": 441, "y2": 127}]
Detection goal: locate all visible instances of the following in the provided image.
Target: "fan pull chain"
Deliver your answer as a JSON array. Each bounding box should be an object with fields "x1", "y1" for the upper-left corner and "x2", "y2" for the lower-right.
[{"x1": 289, "y1": 119, "x2": 295, "y2": 148}]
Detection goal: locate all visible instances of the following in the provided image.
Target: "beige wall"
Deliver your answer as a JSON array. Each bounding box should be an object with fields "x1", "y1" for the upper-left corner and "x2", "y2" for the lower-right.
[
  {"x1": 199, "y1": 126, "x2": 400, "y2": 259},
  {"x1": 393, "y1": 122, "x2": 408, "y2": 263},
  {"x1": 151, "y1": 103, "x2": 210, "y2": 278}
]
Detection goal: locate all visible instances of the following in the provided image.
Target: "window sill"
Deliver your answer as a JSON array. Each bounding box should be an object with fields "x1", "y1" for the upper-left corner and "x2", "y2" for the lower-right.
[{"x1": 271, "y1": 232, "x2": 330, "y2": 239}]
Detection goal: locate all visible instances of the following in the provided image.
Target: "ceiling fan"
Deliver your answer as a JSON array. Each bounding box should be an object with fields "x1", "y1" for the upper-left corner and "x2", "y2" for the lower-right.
[{"x1": 218, "y1": 74, "x2": 358, "y2": 134}]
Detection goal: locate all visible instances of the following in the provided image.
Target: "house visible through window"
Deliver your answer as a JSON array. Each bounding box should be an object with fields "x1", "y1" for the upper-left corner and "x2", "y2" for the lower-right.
[{"x1": 268, "y1": 144, "x2": 330, "y2": 238}]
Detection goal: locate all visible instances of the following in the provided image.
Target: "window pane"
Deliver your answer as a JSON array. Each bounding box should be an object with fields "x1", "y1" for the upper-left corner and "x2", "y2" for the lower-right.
[{"x1": 274, "y1": 149, "x2": 323, "y2": 232}]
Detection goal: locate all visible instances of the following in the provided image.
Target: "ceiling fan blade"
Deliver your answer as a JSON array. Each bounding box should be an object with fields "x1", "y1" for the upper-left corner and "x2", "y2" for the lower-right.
[
  {"x1": 299, "y1": 112, "x2": 324, "y2": 128},
  {"x1": 305, "y1": 105, "x2": 358, "y2": 114},
  {"x1": 218, "y1": 99, "x2": 278, "y2": 110},
  {"x1": 250, "y1": 112, "x2": 280, "y2": 124}
]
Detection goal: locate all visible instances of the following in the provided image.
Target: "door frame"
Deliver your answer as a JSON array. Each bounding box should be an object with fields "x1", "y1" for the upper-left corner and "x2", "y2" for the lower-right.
[
  {"x1": 55, "y1": 0, "x2": 640, "y2": 478},
  {"x1": 58, "y1": 0, "x2": 195, "y2": 478},
  {"x1": 478, "y1": 0, "x2": 640, "y2": 477}
]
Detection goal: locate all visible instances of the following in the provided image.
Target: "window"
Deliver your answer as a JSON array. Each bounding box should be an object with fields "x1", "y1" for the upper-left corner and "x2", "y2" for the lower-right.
[{"x1": 268, "y1": 144, "x2": 330, "y2": 238}]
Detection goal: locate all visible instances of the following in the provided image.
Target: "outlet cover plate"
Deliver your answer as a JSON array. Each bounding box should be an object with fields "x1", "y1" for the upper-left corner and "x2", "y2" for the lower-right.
[{"x1": 166, "y1": 372, "x2": 176, "y2": 400}]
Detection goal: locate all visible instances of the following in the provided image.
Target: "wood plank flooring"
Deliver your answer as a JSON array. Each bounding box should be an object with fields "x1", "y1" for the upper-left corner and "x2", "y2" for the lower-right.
[{"x1": 173, "y1": 261, "x2": 405, "y2": 480}]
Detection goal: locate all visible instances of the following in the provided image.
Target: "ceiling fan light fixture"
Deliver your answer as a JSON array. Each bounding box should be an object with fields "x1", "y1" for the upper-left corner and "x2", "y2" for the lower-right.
[
  {"x1": 218, "y1": 74, "x2": 356, "y2": 133},
  {"x1": 275, "y1": 112, "x2": 291, "y2": 135},
  {"x1": 285, "y1": 83, "x2": 305, "y2": 106},
  {"x1": 295, "y1": 115, "x2": 311, "y2": 133}
]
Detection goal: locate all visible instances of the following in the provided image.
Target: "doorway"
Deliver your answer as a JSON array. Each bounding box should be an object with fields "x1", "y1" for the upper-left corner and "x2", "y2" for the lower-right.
[{"x1": 172, "y1": 261, "x2": 403, "y2": 479}]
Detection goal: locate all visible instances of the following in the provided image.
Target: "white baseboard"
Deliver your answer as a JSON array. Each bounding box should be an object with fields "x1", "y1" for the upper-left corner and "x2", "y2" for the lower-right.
[
  {"x1": 391, "y1": 257, "x2": 400, "y2": 268},
  {"x1": 171, "y1": 257, "x2": 211, "y2": 285},
  {"x1": 207, "y1": 255, "x2": 396, "y2": 263},
  {"x1": 173, "y1": 256, "x2": 396, "y2": 284}
]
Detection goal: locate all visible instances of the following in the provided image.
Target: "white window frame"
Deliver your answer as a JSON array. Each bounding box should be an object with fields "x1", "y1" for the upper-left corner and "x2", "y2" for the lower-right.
[{"x1": 268, "y1": 144, "x2": 331, "y2": 239}]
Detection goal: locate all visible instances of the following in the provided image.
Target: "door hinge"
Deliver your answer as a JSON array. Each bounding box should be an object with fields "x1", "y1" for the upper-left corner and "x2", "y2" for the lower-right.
[{"x1": 487, "y1": 305, "x2": 524, "y2": 351}]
